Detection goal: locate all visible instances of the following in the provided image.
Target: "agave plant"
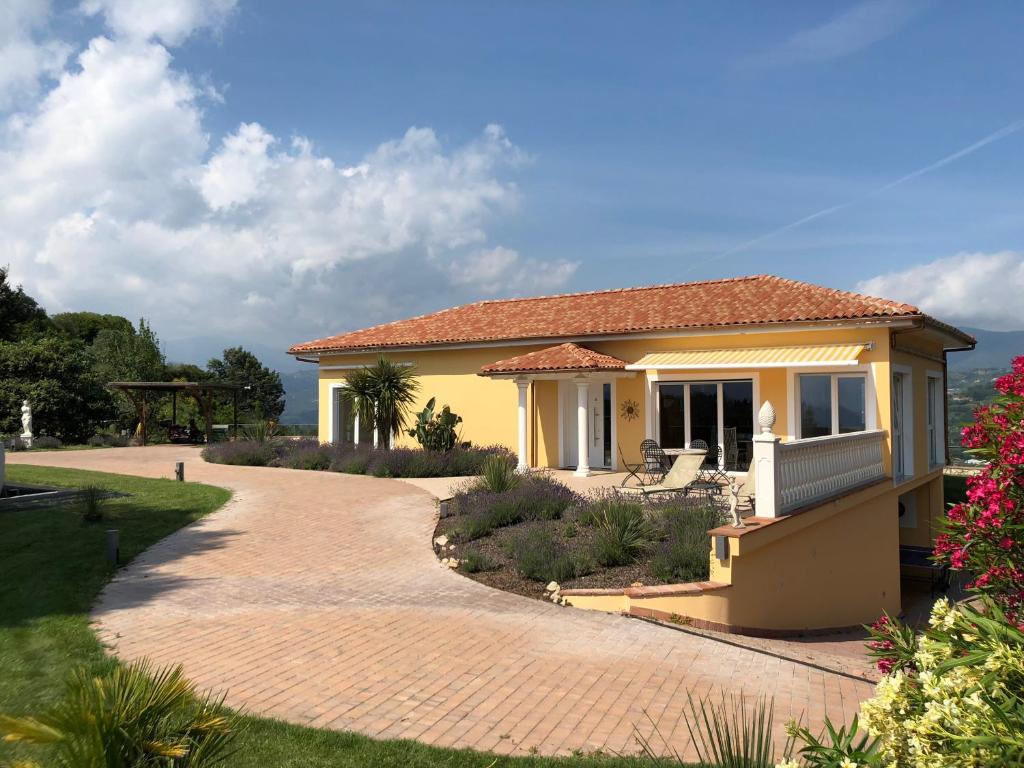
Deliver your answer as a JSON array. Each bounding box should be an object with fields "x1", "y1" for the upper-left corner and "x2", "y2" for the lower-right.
[
  {"x1": 636, "y1": 690, "x2": 785, "y2": 768},
  {"x1": 241, "y1": 419, "x2": 280, "y2": 444},
  {"x1": 0, "y1": 660, "x2": 239, "y2": 767},
  {"x1": 342, "y1": 356, "x2": 420, "y2": 449}
]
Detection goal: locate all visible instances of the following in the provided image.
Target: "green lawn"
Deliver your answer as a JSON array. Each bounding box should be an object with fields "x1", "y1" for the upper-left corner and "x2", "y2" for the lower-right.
[{"x1": 0, "y1": 465, "x2": 663, "y2": 767}]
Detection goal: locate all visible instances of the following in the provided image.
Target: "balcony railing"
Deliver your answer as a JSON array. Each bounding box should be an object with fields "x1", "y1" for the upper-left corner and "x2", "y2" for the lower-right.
[
  {"x1": 751, "y1": 402, "x2": 887, "y2": 518},
  {"x1": 776, "y1": 429, "x2": 886, "y2": 514}
]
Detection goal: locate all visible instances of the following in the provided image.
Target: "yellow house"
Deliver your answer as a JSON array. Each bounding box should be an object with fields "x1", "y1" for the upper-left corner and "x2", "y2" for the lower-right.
[{"x1": 289, "y1": 275, "x2": 975, "y2": 634}]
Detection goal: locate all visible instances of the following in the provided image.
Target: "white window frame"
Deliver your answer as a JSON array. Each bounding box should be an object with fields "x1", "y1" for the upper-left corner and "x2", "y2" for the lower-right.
[
  {"x1": 892, "y1": 365, "x2": 914, "y2": 484},
  {"x1": 328, "y1": 382, "x2": 378, "y2": 448},
  {"x1": 926, "y1": 370, "x2": 945, "y2": 470},
  {"x1": 793, "y1": 369, "x2": 873, "y2": 439},
  {"x1": 647, "y1": 372, "x2": 760, "y2": 468},
  {"x1": 786, "y1": 364, "x2": 877, "y2": 440}
]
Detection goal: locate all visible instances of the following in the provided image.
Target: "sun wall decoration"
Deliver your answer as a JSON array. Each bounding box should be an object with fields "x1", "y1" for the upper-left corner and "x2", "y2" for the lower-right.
[{"x1": 619, "y1": 399, "x2": 640, "y2": 421}]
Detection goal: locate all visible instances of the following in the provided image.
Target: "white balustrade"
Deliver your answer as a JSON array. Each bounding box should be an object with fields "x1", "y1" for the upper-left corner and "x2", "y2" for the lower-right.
[
  {"x1": 776, "y1": 429, "x2": 886, "y2": 514},
  {"x1": 751, "y1": 400, "x2": 887, "y2": 517}
]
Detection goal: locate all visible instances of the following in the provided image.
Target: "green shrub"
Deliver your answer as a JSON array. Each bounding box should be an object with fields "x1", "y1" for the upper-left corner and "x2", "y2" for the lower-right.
[
  {"x1": 506, "y1": 528, "x2": 592, "y2": 582},
  {"x1": 242, "y1": 419, "x2": 280, "y2": 443},
  {"x1": 587, "y1": 497, "x2": 654, "y2": 567},
  {"x1": 0, "y1": 659, "x2": 239, "y2": 767},
  {"x1": 452, "y1": 501, "x2": 526, "y2": 542},
  {"x1": 331, "y1": 451, "x2": 371, "y2": 474},
  {"x1": 407, "y1": 396, "x2": 462, "y2": 451},
  {"x1": 479, "y1": 454, "x2": 519, "y2": 493},
  {"x1": 453, "y1": 512, "x2": 496, "y2": 542},
  {"x1": 280, "y1": 444, "x2": 333, "y2": 471},
  {"x1": 78, "y1": 485, "x2": 106, "y2": 522},
  {"x1": 459, "y1": 549, "x2": 497, "y2": 573},
  {"x1": 87, "y1": 432, "x2": 128, "y2": 447},
  {"x1": 650, "y1": 504, "x2": 722, "y2": 583},
  {"x1": 201, "y1": 441, "x2": 276, "y2": 466},
  {"x1": 31, "y1": 435, "x2": 62, "y2": 450}
]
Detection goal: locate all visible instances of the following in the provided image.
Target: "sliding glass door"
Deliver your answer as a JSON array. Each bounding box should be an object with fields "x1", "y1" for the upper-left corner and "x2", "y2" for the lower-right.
[{"x1": 656, "y1": 380, "x2": 754, "y2": 470}]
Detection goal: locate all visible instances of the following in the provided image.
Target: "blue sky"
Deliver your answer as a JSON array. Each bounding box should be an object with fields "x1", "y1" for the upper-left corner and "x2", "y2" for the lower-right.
[{"x1": 2, "y1": 1, "x2": 1023, "y2": 369}]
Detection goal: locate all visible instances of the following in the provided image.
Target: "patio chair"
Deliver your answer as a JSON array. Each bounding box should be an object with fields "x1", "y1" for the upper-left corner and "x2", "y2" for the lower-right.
[
  {"x1": 723, "y1": 427, "x2": 738, "y2": 471},
  {"x1": 639, "y1": 439, "x2": 671, "y2": 485},
  {"x1": 618, "y1": 442, "x2": 646, "y2": 487},
  {"x1": 623, "y1": 451, "x2": 706, "y2": 496},
  {"x1": 690, "y1": 438, "x2": 727, "y2": 486}
]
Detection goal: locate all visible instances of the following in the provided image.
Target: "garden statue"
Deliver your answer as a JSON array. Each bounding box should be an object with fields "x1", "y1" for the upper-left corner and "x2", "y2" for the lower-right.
[
  {"x1": 20, "y1": 399, "x2": 33, "y2": 448},
  {"x1": 728, "y1": 480, "x2": 745, "y2": 529}
]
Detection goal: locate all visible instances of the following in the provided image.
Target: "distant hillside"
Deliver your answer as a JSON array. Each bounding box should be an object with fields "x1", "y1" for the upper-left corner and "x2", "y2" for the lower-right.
[
  {"x1": 279, "y1": 368, "x2": 318, "y2": 425},
  {"x1": 949, "y1": 327, "x2": 1024, "y2": 369}
]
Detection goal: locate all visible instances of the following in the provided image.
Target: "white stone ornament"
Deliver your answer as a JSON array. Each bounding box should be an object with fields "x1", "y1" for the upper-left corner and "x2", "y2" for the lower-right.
[
  {"x1": 757, "y1": 400, "x2": 776, "y2": 434},
  {"x1": 729, "y1": 481, "x2": 745, "y2": 529},
  {"x1": 20, "y1": 399, "x2": 33, "y2": 448}
]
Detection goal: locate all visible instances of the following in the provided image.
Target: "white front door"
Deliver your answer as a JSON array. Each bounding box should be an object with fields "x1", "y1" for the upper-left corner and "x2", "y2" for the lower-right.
[{"x1": 561, "y1": 380, "x2": 613, "y2": 469}]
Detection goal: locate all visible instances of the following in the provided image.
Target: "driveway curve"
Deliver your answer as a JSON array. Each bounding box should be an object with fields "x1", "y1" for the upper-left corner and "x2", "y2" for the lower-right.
[{"x1": 10, "y1": 446, "x2": 872, "y2": 758}]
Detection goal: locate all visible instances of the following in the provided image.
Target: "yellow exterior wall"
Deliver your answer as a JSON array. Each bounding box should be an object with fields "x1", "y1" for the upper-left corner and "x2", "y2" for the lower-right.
[
  {"x1": 533, "y1": 380, "x2": 559, "y2": 467},
  {"x1": 567, "y1": 481, "x2": 904, "y2": 632},
  {"x1": 312, "y1": 324, "x2": 947, "y2": 487},
  {"x1": 897, "y1": 475, "x2": 945, "y2": 548}
]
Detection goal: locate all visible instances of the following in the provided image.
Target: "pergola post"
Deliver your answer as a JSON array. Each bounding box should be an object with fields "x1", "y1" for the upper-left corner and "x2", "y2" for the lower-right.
[{"x1": 188, "y1": 387, "x2": 215, "y2": 445}]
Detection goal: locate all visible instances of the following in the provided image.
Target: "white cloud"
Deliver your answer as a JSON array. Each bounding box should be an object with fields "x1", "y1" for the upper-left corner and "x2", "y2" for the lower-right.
[
  {"x1": 857, "y1": 251, "x2": 1024, "y2": 331},
  {"x1": 742, "y1": 0, "x2": 924, "y2": 69},
  {"x1": 0, "y1": 0, "x2": 69, "y2": 108},
  {"x1": 0, "y1": 8, "x2": 571, "y2": 361},
  {"x1": 446, "y1": 246, "x2": 578, "y2": 295},
  {"x1": 79, "y1": 0, "x2": 237, "y2": 46}
]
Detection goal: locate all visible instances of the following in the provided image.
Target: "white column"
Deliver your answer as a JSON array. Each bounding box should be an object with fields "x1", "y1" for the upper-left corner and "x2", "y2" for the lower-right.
[
  {"x1": 752, "y1": 400, "x2": 781, "y2": 517},
  {"x1": 574, "y1": 379, "x2": 591, "y2": 477},
  {"x1": 516, "y1": 378, "x2": 529, "y2": 473}
]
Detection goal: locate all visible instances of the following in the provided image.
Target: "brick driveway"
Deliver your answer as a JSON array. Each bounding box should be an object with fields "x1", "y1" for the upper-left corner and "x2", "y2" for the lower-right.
[{"x1": 10, "y1": 446, "x2": 873, "y2": 758}]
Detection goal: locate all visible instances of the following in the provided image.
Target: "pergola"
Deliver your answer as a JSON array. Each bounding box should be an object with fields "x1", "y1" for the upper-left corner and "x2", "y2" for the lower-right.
[{"x1": 107, "y1": 381, "x2": 241, "y2": 446}]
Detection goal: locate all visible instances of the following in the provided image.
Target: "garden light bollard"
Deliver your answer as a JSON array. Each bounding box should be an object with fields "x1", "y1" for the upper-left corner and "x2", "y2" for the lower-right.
[
  {"x1": 175, "y1": 461, "x2": 184, "y2": 482},
  {"x1": 106, "y1": 529, "x2": 119, "y2": 565}
]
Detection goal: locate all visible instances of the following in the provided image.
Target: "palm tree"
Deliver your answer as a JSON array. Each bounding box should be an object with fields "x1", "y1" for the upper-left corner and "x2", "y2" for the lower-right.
[{"x1": 342, "y1": 356, "x2": 420, "y2": 448}]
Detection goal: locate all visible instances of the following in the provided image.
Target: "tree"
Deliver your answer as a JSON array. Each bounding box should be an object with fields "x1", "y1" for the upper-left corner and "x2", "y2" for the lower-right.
[
  {"x1": 0, "y1": 336, "x2": 114, "y2": 442},
  {"x1": 51, "y1": 311, "x2": 133, "y2": 344},
  {"x1": 343, "y1": 356, "x2": 420, "y2": 448},
  {"x1": 91, "y1": 318, "x2": 167, "y2": 430},
  {"x1": 206, "y1": 347, "x2": 285, "y2": 422},
  {"x1": 0, "y1": 266, "x2": 51, "y2": 341}
]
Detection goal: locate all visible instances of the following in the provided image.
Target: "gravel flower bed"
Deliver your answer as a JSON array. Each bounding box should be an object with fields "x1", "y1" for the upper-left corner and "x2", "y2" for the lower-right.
[{"x1": 434, "y1": 478, "x2": 727, "y2": 600}]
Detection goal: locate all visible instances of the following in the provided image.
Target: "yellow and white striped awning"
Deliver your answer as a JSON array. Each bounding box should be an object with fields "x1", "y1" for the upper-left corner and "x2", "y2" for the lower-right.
[{"x1": 625, "y1": 343, "x2": 869, "y2": 371}]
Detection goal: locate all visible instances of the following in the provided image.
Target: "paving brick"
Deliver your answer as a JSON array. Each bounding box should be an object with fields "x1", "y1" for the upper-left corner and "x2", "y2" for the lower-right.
[{"x1": 10, "y1": 445, "x2": 876, "y2": 759}]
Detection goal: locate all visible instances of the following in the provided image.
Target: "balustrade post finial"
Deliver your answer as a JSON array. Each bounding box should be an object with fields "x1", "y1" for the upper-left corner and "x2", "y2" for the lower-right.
[{"x1": 757, "y1": 400, "x2": 776, "y2": 434}]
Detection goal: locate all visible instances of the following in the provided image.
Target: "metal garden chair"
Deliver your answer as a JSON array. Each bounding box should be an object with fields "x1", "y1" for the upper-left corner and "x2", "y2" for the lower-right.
[{"x1": 639, "y1": 439, "x2": 671, "y2": 485}]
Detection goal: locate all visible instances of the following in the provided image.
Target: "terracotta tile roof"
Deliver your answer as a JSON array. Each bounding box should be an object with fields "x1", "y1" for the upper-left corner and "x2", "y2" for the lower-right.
[
  {"x1": 289, "y1": 274, "x2": 963, "y2": 354},
  {"x1": 479, "y1": 343, "x2": 627, "y2": 376}
]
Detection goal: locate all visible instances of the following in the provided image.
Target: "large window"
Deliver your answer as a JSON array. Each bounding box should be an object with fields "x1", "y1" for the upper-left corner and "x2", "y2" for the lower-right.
[
  {"x1": 798, "y1": 373, "x2": 867, "y2": 438},
  {"x1": 656, "y1": 380, "x2": 754, "y2": 469}
]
